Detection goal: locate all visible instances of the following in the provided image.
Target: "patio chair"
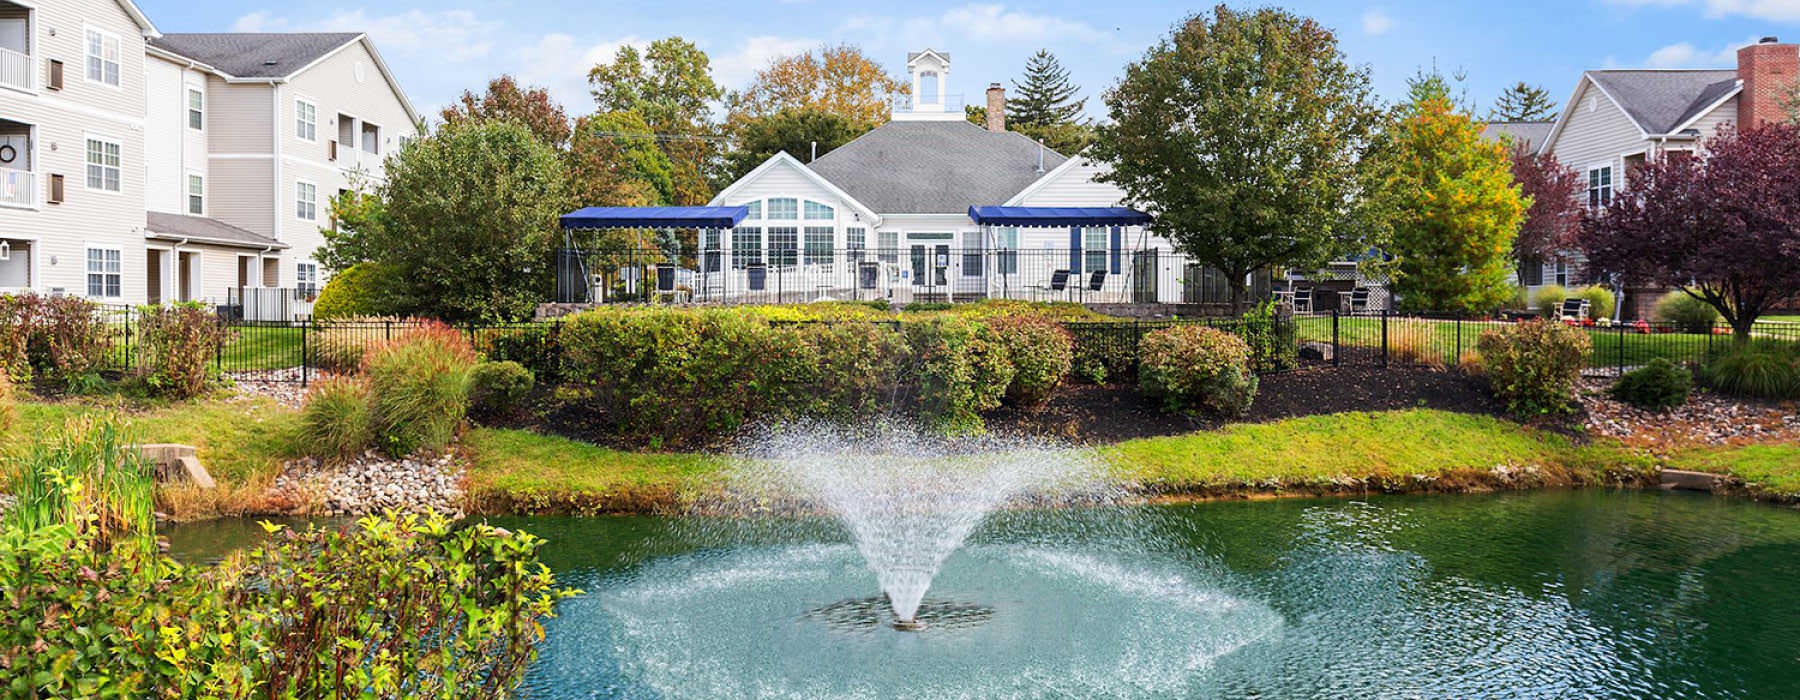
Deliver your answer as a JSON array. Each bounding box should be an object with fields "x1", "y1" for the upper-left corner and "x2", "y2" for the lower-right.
[
  {"x1": 1348, "y1": 287, "x2": 1372, "y2": 315},
  {"x1": 746, "y1": 263, "x2": 767, "y2": 292},
  {"x1": 1034, "y1": 269, "x2": 1071, "y2": 301},
  {"x1": 1292, "y1": 286, "x2": 1313, "y2": 314},
  {"x1": 1558, "y1": 298, "x2": 1590, "y2": 323},
  {"x1": 1085, "y1": 270, "x2": 1108, "y2": 302}
]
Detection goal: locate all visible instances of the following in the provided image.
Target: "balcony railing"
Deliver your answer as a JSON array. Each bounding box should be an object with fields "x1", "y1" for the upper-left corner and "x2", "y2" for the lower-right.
[
  {"x1": 0, "y1": 170, "x2": 33, "y2": 208},
  {"x1": 0, "y1": 47, "x2": 31, "y2": 92},
  {"x1": 890, "y1": 93, "x2": 966, "y2": 114}
]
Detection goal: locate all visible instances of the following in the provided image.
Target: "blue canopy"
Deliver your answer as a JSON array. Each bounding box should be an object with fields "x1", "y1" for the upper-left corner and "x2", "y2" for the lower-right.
[
  {"x1": 560, "y1": 206, "x2": 750, "y2": 230},
  {"x1": 968, "y1": 206, "x2": 1152, "y2": 227}
]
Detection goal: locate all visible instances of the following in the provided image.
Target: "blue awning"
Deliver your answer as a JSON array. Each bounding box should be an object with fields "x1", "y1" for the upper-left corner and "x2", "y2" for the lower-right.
[
  {"x1": 560, "y1": 206, "x2": 750, "y2": 230},
  {"x1": 967, "y1": 206, "x2": 1152, "y2": 227}
]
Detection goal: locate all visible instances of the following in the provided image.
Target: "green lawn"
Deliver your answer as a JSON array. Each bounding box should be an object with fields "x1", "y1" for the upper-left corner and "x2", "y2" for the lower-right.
[
  {"x1": 1293, "y1": 315, "x2": 1765, "y2": 368},
  {"x1": 217, "y1": 326, "x2": 305, "y2": 370},
  {"x1": 463, "y1": 428, "x2": 723, "y2": 514},
  {"x1": 1665, "y1": 444, "x2": 1800, "y2": 497}
]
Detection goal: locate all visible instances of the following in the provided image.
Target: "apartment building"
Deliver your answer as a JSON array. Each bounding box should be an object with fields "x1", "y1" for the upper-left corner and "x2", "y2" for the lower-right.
[{"x1": 0, "y1": 0, "x2": 417, "y2": 316}]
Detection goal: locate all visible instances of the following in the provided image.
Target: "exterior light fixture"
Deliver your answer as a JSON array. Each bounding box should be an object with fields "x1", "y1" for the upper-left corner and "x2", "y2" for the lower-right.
[{"x1": 0, "y1": 240, "x2": 9, "y2": 261}]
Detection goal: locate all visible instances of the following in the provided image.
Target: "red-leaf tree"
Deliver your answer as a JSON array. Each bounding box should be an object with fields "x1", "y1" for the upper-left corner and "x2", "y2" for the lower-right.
[
  {"x1": 1581, "y1": 124, "x2": 1800, "y2": 341},
  {"x1": 1510, "y1": 144, "x2": 1584, "y2": 261}
]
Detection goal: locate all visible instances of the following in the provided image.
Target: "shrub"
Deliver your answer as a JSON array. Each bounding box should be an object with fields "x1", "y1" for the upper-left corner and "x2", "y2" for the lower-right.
[
  {"x1": 468, "y1": 360, "x2": 536, "y2": 420},
  {"x1": 475, "y1": 324, "x2": 564, "y2": 380},
  {"x1": 1573, "y1": 285, "x2": 1616, "y2": 321},
  {"x1": 1610, "y1": 358, "x2": 1692, "y2": 410},
  {"x1": 1531, "y1": 284, "x2": 1570, "y2": 319},
  {"x1": 986, "y1": 313, "x2": 1074, "y2": 408},
  {"x1": 905, "y1": 316, "x2": 1015, "y2": 432},
  {"x1": 133, "y1": 302, "x2": 229, "y2": 399},
  {"x1": 300, "y1": 376, "x2": 374, "y2": 459},
  {"x1": 309, "y1": 262, "x2": 395, "y2": 320},
  {"x1": 312, "y1": 316, "x2": 410, "y2": 373},
  {"x1": 1655, "y1": 291, "x2": 1721, "y2": 333},
  {"x1": 1476, "y1": 320, "x2": 1592, "y2": 416},
  {"x1": 1705, "y1": 345, "x2": 1800, "y2": 400},
  {"x1": 1233, "y1": 302, "x2": 1300, "y2": 373},
  {"x1": 363, "y1": 322, "x2": 479, "y2": 456},
  {"x1": 790, "y1": 322, "x2": 909, "y2": 419},
  {"x1": 0, "y1": 372, "x2": 12, "y2": 432},
  {"x1": 1387, "y1": 326, "x2": 1444, "y2": 368},
  {"x1": 1138, "y1": 325, "x2": 1259, "y2": 418},
  {"x1": 0, "y1": 293, "x2": 113, "y2": 387}
]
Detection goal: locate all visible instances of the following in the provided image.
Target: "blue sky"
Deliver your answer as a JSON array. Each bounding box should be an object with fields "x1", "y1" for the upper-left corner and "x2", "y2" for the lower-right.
[{"x1": 136, "y1": 0, "x2": 1800, "y2": 122}]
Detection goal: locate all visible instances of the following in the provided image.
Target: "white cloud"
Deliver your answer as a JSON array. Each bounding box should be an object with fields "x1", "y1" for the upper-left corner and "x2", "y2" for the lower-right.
[
  {"x1": 942, "y1": 4, "x2": 1096, "y2": 43},
  {"x1": 1362, "y1": 9, "x2": 1394, "y2": 36},
  {"x1": 229, "y1": 9, "x2": 499, "y2": 62},
  {"x1": 1642, "y1": 37, "x2": 1758, "y2": 67},
  {"x1": 513, "y1": 34, "x2": 647, "y2": 110},
  {"x1": 711, "y1": 36, "x2": 820, "y2": 90},
  {"x1": 1607, "y1": 0, "x2": 1800, "y2": 21}
]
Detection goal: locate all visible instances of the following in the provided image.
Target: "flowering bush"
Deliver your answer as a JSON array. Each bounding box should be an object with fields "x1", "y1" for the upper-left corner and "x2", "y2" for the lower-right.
[
  {"x1": 363, "y1": 322, "x2": 479, "y2": 456},
  {"x1": 1138, "y1": 325, "x2": 1258, "y2": 417},
  {"x1": 133, "y1": 302, "x2": 229, "y2": 399},
  {"x1": 986, "y1": 313, "x2": 1074, "y2": 408},
  {"x1": 1476, "y1": 320, "x2": 1591, "y2": 416}
]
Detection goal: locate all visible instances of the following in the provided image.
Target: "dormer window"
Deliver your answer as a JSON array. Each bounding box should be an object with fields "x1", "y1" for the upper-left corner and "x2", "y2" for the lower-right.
[{"x1": 919, "y1": 71, "x2": 939, "y2": 104}]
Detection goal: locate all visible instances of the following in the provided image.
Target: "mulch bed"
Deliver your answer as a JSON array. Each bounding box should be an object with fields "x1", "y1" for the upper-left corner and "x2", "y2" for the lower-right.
[{"x1": 988, "y1": 365, "x2": 1504, "y2": 444}]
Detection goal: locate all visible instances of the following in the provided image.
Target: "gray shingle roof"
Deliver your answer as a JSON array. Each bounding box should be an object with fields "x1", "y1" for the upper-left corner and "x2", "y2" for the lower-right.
[
  {"x1": 1586, "y1": 70, "x2": 1739, "y2": 134},
  {"x1": 149, "y1": 33, "x2": 361, "y2": 78},
  {"x1": 145, "y1": 212, "x2": 287, "y2": 250},
  {"x1": 806, "y1": 121, "x2": 1067, "y2": 214},
  {"x1": 1481, "y1": 121, "x2": 1555, "y2": 151}
]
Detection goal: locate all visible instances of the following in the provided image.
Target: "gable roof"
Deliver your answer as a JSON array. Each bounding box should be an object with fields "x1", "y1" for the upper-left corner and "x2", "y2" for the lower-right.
[
  {"x1": 1585, "y1": 70, "x2": 1739, "y2": 134},
  {"x1": 1480, "y1": 121, "x2": 1554, "y2": 152},
  {"x1": 807, "y1": 121, "x2": 1068, "y2": 214},
  {"x1": 149, "y1": 33, "x2": 362, "y2": 79},
  {"x1": 708, "y1": 151, "x2": 883, "y2": 224},
  {"x1": 114, "y1": 0, "x2": 160, "y2": 36},
  {"x1": 145, "y1": 212, "x2": 287, "y2": 250}
]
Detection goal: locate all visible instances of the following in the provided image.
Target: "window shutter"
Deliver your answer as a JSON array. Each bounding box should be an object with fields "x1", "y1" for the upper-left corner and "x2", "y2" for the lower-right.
[
  {"x1": 329, "y1": 140, "x2": 338, "y2": 162},
  {"x1": 1068, "y1": 226, "x2": 1081, "y2": 272},
  {"x1": 47, "y1": 174, "x2": 63, "y2": 204},
  {"x1": 1110, "y1": 227, "x2": 1122, "y2": 274},
  {"x1": 47, "y1": 60, "x2": 63, "y2": 90}
]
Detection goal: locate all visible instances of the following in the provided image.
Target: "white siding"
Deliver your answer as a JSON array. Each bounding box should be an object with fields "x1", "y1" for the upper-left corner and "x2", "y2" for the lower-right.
[
  {"x1": 1544, "y1": 79, "x2": 1648, "y2": 188},
  {"x1": 0, "y1": 0, "x2": 149, "y2": 301},
  {"x1": 1008, "y1": 157, "x2": 1128, "y2": 208},
  {"x1": 143, "y1": 55, "x2": 207, "y2": 214}
]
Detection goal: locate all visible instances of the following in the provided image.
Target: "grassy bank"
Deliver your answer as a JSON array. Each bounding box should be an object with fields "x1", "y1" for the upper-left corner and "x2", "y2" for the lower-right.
[{"x1": 1665, "y1": 444, "x2": 1800, "y2": 500}]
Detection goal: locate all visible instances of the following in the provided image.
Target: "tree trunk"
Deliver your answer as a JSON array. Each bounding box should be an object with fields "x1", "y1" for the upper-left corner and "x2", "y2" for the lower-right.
[{"x1": 1732, "y1": 315, "x2": 1757, "y2": 345}]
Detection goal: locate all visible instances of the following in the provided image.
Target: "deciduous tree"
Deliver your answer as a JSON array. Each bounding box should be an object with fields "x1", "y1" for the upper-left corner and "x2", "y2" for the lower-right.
[
  {"x1": 1374, "y1": 73, "x2": 1525, "y2": 314},
  {"x1": 1490, "y1": 82, "x2": 1557, "y2": 122},
  {"x1": 725, "y1": 107, "x2": 860, "y2": 179},
  {"x1": 1583, "y1": 124, "x2": 1800, "y2": 341},
  {"x1": 1507, "y1": 143, "x2": 1584, "y2": 262},
  {"x1": 440, "y1": 75, "x2": 571, "y2": 147},
  {"x1": 567, "y1": 111, "x2": 674, "y2": 207},
  {"x1": 1091, "y1": 5, "x2": 1386, "y2": 310},
  {"x1": 726, "y1": 44, "x2": 905, "y2": 132},
  {"x1": 589, "y1": 38, "x2": 724, "y2": 204}
]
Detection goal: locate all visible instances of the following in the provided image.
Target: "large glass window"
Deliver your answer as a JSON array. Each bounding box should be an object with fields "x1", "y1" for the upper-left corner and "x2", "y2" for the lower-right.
[
  {"x1": 961, "y1": 231, "x2": 983, "y2": 277},
  {"x1": 767, "y1": 198, "x2": 798, "y2": 220},
  {"x1": 732, "y1": 227, "x2": 762, "y2": 268},
  {"x1": 804, "y1": 226, "x2": 834, "y2": 265},
  {"x1": 768, "y1": 226, "x2": 799, "y2": 266},
  {"x1": 295, "y1": 100, "x2": 317, "y2": 141},
  {"x1": 996, "y1": 227, "x2": 1019, "y2": 274},
  {"x1": 878, "y1": 231, "x2": 900, "y2": 263},
  {"x1": 86, "y1": 29, "x2": 120, "y2": 86},
  {"x1": 702, "y1": 229, "x2": 723, "y2": 272},
  {"x1": 846, "y1": 227, "x2": 867, "y2": 262},
  {"x1": 1586, "y1": 166, "x2": 1613, "y2": 209},
  {"x1": 1083, "y1": 227, "x2": 1108, "y2": 274},
  {"x1": 86, "y1": 248, "x2": 121, "y2": 297},
  {"x1": 744, "y1": 201, "x2": 761, "y2": 220},
  {"x1": 803, "y1": 201, "x2": 834, "y2": 220},
  {"x1": 296, "y1": 263, "x2": 319, "y2": 299},
  {"x1": 85, "y1": 138, "x2": 121, "y2": 192}
]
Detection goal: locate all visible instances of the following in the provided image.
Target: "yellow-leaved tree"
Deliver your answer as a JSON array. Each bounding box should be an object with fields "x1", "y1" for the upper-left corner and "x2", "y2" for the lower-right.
[{"x1": 726, "y1": 44, "x2": 906, "y2": 133}]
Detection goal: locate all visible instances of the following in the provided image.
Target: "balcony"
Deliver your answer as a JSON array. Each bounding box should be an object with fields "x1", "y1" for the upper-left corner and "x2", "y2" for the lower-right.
[
  {"x1": 890, "y1": 93, "x2": 966, "y2": 115},
  {"x1": 0, "y1": 169, "x2": 31, "y2": 208},
  {"x1": 0, "y1": 46, "x2": 27, "y2": 92}
]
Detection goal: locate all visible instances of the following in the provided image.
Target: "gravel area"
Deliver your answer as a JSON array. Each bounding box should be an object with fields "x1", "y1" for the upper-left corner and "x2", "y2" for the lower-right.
[
  {"x1": 1579, "y1": 379, "x2": 1800, "y2": 450},
  {"x1": 269, "y1": 451, "x2": 466, "y2": 517},
  {"x1": 226, "y1": 367, "x2": 316, "y2": 408}
]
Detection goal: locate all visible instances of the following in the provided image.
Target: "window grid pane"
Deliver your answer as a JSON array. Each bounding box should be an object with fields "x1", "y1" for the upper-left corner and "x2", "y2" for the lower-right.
[
  {"x1": 878, "y1": 231, "x2": 900, "y2": 263},
  {"x1": 768, "y1": 226, "x2": 798, "y2": 266},
  {"x1": 803, "y1": 201, "x2": 834, "y2": 220},
  {"x1": 803, "y1": 226, "x2": 834, "y2": 265},
  {"x1": 732, "y1": 227, "x2": 762, "y2": 269},
  {"x1": 767, "y1": 198, "x2": 798, "y2": 220}
]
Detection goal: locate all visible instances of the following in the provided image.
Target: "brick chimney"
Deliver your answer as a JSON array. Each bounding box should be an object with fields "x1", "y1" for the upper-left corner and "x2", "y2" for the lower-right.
[
  {"x1": 985, "y1": 83, "x2": 1006, "y2": 132},
  {"x1": 1737, "y1": 37, "x2": 1798, "y2": 129}
]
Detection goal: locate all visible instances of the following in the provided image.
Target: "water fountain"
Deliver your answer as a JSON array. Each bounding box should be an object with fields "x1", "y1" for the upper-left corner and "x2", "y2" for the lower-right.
[{"x1": 733, "y1": 423, "x2": 1100, "y2": 629}]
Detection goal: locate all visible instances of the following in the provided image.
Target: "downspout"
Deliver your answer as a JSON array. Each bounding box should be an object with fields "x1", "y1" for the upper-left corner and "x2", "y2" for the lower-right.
[{"x1": 269, "y1": 80, "x2": 282, "y2": 259}]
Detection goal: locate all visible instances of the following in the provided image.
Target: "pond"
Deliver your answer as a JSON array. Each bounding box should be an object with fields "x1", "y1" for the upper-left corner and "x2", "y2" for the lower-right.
[{"x1": 168, "y1": 490, "x2": 1800, "y2": 698}]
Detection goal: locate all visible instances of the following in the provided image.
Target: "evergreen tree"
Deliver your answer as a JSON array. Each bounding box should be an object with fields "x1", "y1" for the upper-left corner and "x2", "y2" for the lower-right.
[
  {"x1": 1007, "y1": 50, "x2": 1086, "y2": 130},
  {"x1": 1490, "y1": 81, "x2": 1557, "y2": 121}
]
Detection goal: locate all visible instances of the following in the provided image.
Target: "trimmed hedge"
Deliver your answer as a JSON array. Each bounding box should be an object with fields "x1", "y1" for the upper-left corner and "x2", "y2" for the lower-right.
[
  {"x1": 1610, "y1": 357, "x2": 1691, "y2": 410},
  {"x1": 986, "y1": 313, "x2": 1074, "y2": 408},
  {"x1": 1138, "y1": 325, "x2": 1259, "y2": 418},
  {"x1": 468, "y1": 360, "x2": 536, "y2": 420},
  {"x1": 1477, "y1": 320, "x2": 1591, "y2": 416},
  {"x1": 905, "y1": 316, "x2": 1015, "y2": 432}
]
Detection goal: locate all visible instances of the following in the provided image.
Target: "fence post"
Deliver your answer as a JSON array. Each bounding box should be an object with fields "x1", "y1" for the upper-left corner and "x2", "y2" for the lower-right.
[
  {"x1": 300, "y1": 321, "x2": 309, "y2": 388},
  {"x1": 1331, "y1": 309, "x2": 1340, "y2": 367},
  {"x1": 1616, "y1": 322, "x2": 1626, "y2": 377},
  {"x1": 1454, "y1": 316, "x2": 1463, "y2": 366},
  {"x1": 385, "y1": 319, "x2": 393, "y2": 341},
  {"x1": 1380, "y1": 310, "x2": 1389, "y2": 368}
]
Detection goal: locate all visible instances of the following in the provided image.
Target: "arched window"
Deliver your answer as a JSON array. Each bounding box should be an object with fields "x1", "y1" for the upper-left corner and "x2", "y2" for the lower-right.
[
  {"x1": 803, "y1": 201, "x2": 834, "y2": 220},
  {"x1": 766, "y1": 198, "x2": 798, "y2": 220},
  {"x1": 919, "y1": 71, "x2": 939, "y2": 103}
]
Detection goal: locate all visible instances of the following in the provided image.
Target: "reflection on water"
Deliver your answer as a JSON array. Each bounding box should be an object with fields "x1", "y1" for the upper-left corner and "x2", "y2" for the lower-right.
[{"x1": 167, "y1": 489, "x2": 1800, "y2": 699}]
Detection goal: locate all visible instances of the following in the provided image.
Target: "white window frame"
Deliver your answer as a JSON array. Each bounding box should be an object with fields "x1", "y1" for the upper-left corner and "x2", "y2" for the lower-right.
[
  {"x1": 360, "y1": 120, "x2": 381, "y2": 155},
  {"x1": 1585, "y1": 163, "x2": 1614, "y2": 210},
  {"x1": 295, "y1": 180, "x2": 318, "y2": 221},
  {"x1": 187, "y1": 88, "x2": 204, "y2": 131},
  {"x1": 1083, "y1": 227, "x2": 1109, "y2": 274},
  {"x1": 186, "y1": 172, "x2": 204, "y2": 215},
  {"x1": 84, "y1": 135, "x2": 122, "y2": 193},
  {"x1": 743, "y1": 201, "x2": 761, "y2": 220},
  {"x1": 767, "y1": 198, "x2": 798, "y2": 221},
  {"x1": 84, "y1": 26, "x2": 122, "y2": 88},
  {"x1": 296, "y1": 262, "x2": 319, "y2": 300},
  {"x1": 85, "y1": 246, "x2": 122, "y2": 298},
  {"x1": 803, "y1": 200, "x2": 834, "y2": 220},
  {"x1": 295, "y1": 99, "x2": 318, "y2": 142}
]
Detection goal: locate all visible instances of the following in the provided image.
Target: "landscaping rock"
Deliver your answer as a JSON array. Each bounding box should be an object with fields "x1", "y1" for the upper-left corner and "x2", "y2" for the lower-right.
[
  {"x1": 226, "y1": 367, "x2": 316, "y2": 409},
  {"x1": 1298, "y1": 342, "x2": 1334, "y2": 363},
  {"x1": 269, "y1": 451, "x2": 465, "y2": 517},
  {"x1": 1578, "y1": 379, "x2": 1800, "y2": 450}
]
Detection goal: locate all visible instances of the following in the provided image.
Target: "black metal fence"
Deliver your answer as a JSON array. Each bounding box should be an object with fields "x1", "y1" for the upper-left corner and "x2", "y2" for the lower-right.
[{"x1": 93, "y1": 309, "x2": 1800, "y2": 388}]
